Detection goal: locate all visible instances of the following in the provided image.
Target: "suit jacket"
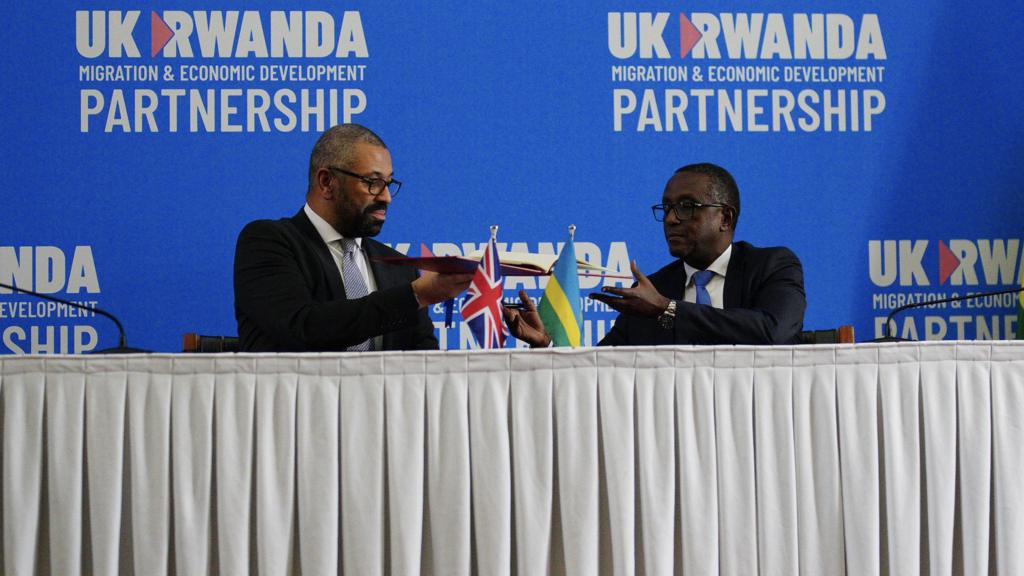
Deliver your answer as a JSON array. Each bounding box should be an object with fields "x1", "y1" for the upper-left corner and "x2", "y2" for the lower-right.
[
  {"x1": 234, "y1": 209, "x2": 437, "y2": 352},
  {"x1": 599, "y1": 241, "x2": 806, "y2": 346}
]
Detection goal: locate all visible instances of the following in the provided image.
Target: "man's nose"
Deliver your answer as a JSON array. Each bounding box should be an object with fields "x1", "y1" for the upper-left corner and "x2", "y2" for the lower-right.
[{"x1": 664, "y1": 205, "x2": 681, "y2": 224}]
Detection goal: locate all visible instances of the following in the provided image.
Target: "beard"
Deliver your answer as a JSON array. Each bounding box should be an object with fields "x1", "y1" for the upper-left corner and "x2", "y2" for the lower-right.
[
  {"x1": 339, "y1": 200, "x2": 388, "y2": 237},
  {"x1": 356, "y1": 205, "x2": 386, "y2": 237}
]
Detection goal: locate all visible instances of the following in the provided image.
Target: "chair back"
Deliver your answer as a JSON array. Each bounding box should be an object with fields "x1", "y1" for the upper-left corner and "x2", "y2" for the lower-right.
[
  {"x1": 799, "y1": 326, "x2": 855, "y2": 344},
  {"x1": 182, "y1": 333, "x2": 240, "y2": 353}
]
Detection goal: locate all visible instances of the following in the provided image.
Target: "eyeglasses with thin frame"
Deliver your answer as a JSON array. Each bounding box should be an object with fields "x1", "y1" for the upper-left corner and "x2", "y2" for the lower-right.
[
  {"x1": 328, "y1": 166, "x2": 402, "y2": 198},
  {"x1": 651, "y1": 200, "x2": 730, "y2": 222}
]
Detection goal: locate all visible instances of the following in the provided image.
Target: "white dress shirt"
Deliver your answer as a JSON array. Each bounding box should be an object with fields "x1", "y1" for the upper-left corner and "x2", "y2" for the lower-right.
[
  {"x1": 304, "y1": 203, "x2": 379, "y2": 292},
  {"x1": 304, "y1": 203, "x2": 384, "y2": 348},
  {"x1": 682, "y1": 244, "x2": 732, "y2": 309}
]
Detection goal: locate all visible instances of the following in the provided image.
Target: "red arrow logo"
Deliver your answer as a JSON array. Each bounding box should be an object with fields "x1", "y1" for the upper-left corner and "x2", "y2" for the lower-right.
[
  {"x1": 151, "y1": 12, "x2": 174, "y2": 57},
  {"x1": 679, "y1": 14, "x2": 702, "y2": 58},
  {"x1": 938, "y1": 240, "x2": 960, "y2": 285}
]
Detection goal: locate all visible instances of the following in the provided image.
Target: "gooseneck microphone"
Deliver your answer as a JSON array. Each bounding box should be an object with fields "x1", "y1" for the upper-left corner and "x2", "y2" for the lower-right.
[
  {"x1": 0, "y1": 281, "x2": 149, "y2": 353},
  {"x1": 875, "y1": 285, "x2": 1024, "y2": 342}
]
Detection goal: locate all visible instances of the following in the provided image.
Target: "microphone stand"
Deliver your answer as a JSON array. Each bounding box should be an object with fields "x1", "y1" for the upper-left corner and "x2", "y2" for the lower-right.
[
  {"x1": 0, "y1": 281, "x2": 149, "y2": 353},
  {"x1": 873, "y1": 286, "x2": 1024, "y2": 342}
]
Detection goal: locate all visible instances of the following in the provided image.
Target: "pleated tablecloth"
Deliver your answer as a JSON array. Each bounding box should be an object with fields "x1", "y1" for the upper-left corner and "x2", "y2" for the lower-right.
[{"x1": 1, "y1": 341, "x2": 1022, "y2": 575}]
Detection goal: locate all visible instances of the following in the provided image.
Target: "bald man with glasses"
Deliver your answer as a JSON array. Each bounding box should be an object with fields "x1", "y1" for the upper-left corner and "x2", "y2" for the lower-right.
[
  {"x1": 505, "y1": 162, "x2": 806, "y2": 346},
  {"x1": 234, "y1": 124, "x2": 472, "y2": 352}
]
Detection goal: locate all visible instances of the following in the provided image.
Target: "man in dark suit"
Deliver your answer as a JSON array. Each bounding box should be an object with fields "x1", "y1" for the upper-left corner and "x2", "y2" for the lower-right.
[
  {"x1": 505, "y1": 163, "x2": 805, "y2": 346},
  {"x1": 234, "y1": 124, "x2": 472, "y2": 352}
]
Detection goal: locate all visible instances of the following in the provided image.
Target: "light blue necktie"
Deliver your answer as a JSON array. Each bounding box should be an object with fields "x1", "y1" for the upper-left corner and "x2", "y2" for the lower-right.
[
  {"x1": 339, "y1": 238, "x2": 374, "y2": 351},
  {"x1": 692, "y1": 270, "x2": 714, "y2": 306}
]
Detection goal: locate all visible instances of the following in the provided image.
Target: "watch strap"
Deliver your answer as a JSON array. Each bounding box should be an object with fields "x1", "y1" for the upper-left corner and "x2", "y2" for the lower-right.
[{"x1": 658, "y1": 300, "x2": 677, "y2": 330}]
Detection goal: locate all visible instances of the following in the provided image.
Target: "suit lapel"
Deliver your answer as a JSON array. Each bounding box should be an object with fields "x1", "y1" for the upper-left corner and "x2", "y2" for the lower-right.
[
  {"x1": 723, "y1": 242, "x2": 744, "y2": 308},
  {"x1": 365, "y1": 239, "x2": 404, "y2": 350},
  {"x1": 292, "y1": 209, "x2": 345, "y2": 300},
  {"x1": 664, "y1": 260, "x2": 688, "y2": 300},
  {"x1": 364, "y1": 239, "x2": 399, "y2": 291}
]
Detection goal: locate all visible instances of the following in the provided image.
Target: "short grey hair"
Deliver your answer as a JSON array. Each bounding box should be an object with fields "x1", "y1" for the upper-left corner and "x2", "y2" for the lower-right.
[{"x1": 307, "y1": 124, "x2": 387, "y2": 192}]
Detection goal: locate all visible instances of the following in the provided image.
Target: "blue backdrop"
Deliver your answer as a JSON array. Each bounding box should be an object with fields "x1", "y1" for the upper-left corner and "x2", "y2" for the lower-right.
[{"x1": 2, "y1": 1, "x2": 1022, "y2": 353}]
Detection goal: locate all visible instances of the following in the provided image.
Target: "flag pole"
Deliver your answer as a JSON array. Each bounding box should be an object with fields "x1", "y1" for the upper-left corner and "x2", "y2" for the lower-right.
[{"x1": 490, "y1": 225, "x2": 498, "y2": 242}]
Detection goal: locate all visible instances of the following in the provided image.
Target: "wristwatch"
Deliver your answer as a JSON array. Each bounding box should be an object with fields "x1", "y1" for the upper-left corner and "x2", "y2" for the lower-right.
[{"x1": 657, "y1": 300, "x2": 677, "y2": 330}]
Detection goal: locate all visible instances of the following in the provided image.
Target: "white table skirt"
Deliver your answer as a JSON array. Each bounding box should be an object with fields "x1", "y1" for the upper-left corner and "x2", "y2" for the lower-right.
[{"x1": 1, "y1": 342, "x2": 1022, "y2": 575}]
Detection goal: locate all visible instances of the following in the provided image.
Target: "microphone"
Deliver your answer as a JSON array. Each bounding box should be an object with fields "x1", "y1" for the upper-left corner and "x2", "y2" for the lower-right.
[
  {"x1": 0, "y1": 281, "x2": 149, "y2": 353},
  {"x1": 874, "y1": 285, "x2": 1024, "y2": 342}
]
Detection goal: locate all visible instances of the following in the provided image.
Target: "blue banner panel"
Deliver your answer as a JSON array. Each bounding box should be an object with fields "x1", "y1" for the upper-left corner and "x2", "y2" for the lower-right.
[{"x1": 2, "y1": 2, "x2": 1022, "y2": 353}]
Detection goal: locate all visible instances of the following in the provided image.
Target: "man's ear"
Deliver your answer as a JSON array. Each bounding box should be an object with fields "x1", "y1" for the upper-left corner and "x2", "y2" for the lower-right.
[
  {"x1": 720, "y1": 206, "x2": 735, "y2": 231},
  {"x1": 316, "y1": 168, "x2": 335, "y2": 198}
]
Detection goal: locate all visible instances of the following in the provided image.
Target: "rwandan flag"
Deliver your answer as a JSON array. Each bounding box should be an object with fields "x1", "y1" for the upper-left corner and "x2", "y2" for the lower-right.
[{"x1": 538, "y1": 233, "x2": 583, "y2": 347}]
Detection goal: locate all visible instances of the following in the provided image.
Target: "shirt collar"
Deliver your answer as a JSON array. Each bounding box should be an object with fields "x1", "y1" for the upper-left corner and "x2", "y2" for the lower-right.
[
  {"x1": 304, "y1": 203, "x2": 362, "y2": 249},
  {"x1": 683, "y1": 243, "x2": 732, "y2": 283}
]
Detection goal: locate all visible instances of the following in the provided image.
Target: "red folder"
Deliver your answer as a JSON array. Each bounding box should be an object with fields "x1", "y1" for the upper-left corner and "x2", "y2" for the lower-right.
[{"x1": 371, "y1": 255, "x2": 549, "y2": 276}]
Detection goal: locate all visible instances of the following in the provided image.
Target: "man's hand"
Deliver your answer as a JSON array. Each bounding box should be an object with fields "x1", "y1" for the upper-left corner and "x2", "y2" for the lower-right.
[
  {"x1": 503, "y1": 289, "x2": 551, "y2": 348},
  {"x1": 411, "y1": 270, "x2": 474, "y2": 308},
  {"x1": 588, "y1": 260, "x2": 670, "y2": 318}
]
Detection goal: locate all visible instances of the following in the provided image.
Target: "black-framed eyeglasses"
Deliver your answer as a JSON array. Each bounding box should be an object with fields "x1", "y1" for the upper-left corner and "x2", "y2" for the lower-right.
[
  {"x1": 651, "y1": 200, "x2": 730, "y2": 222},
  {"x1": 328, "y1": 166, "x2": 402, "y2": 198}
]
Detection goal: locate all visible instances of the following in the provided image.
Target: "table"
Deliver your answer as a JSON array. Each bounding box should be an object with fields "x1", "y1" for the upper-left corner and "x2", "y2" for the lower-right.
[{"x1": 2, "y1": 342, "x2": 1022, "y2": 575}]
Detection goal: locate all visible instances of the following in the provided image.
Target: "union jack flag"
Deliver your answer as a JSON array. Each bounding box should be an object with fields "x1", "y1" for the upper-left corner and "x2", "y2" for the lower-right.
[{"x1": 461, "y1": 238, "x2": 506, "y2": 349}]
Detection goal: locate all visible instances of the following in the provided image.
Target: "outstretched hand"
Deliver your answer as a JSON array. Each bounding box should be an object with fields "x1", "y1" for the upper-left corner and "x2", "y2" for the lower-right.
[
  {"x1": 412, "y1": 270, "x2": 474, "y2": 308},
  {"x1": 502, "y1": 289, "x2": 551, "y2": 348},
  {"x1": 588, "y1": 260, "x2": 670, "y2": 318}
]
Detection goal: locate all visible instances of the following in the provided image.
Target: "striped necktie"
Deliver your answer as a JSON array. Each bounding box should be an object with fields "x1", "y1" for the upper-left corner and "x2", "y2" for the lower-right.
[
  {"x1": 692, "y1": 270, "x2": 714, "y2": 306},
  {"x1": 339, "y1": 238, "x2": 374, "y2": 351}
]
